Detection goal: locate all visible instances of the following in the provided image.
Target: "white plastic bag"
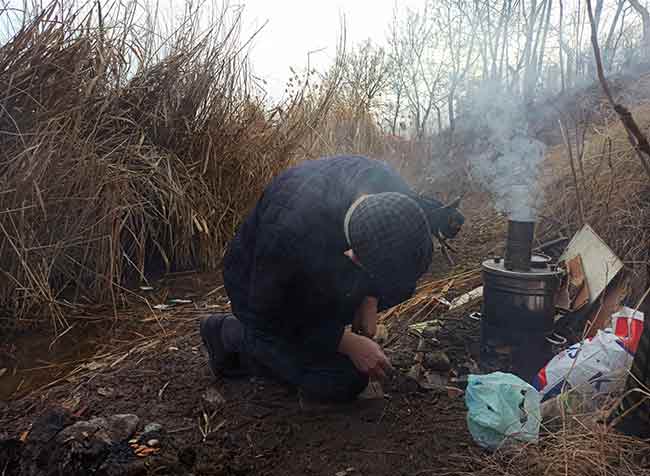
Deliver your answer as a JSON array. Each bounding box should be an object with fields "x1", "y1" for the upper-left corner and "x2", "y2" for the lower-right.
[
  {"x1": 465, "y1": 372, "x2": 542, "y2": 450},
  {"x1": 533, "y1": 328, "x2": 636, "y2": 402}
]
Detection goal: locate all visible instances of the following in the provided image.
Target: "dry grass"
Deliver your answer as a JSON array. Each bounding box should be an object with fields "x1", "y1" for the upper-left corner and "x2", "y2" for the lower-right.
[
  {"x1": 538, "y1": 100, "x2": 650, "y2": 292},
  {"x1": 0, "y1": 1, "x2": 342, "y2": 329},
  {"x1": 473, "y1": 422, "x2": 650, "y2": 476}
]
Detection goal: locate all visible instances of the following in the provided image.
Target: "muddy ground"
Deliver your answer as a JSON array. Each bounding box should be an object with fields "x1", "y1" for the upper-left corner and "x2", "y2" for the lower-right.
[{"x1": 0, "y1": 197, "x2": 530, "y2": 476}]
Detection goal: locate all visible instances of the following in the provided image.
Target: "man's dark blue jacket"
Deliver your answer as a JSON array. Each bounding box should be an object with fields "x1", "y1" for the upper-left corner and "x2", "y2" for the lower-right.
[{"x1": 223, "y1": 156, "x2": 437, "y2": 358}]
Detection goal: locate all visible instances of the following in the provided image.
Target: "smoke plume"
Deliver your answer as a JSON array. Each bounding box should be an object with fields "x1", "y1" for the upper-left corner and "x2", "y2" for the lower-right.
[{"x1": 461, "y1": 81, "x2": 546, "y2": 222}]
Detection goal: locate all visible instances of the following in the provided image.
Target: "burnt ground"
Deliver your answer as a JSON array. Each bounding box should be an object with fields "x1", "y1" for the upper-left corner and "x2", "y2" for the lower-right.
[{"x1": 0, "y1": 197, "x2": 508, "y2": 476}]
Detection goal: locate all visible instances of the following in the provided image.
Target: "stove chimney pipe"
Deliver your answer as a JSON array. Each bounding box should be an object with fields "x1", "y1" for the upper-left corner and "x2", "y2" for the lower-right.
[{"x1": 504, "y1": 220, "x2": 535, "y2": 271}]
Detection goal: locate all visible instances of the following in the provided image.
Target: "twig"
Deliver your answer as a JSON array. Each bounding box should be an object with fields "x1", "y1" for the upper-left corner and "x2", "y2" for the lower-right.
[{"x1": 559, "y1": 119, "x2": 586, "y2": 227}]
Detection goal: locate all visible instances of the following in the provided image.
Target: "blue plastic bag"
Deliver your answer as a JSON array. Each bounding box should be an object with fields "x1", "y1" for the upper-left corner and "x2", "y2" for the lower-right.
[{"x1": 465, "y1": 372, "x2": 542, "y2": 450}]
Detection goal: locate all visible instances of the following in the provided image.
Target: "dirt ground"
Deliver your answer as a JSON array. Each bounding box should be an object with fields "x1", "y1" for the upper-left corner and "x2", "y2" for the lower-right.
[
  {"x1": 0, "y1": 197, "x2": 519, "y2": 476},
  {"x1": 2, "y1": 300, "x2": 490, "y2": 476}
]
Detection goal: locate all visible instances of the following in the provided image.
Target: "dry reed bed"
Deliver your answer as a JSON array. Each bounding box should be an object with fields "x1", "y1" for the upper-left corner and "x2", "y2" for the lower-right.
[{"x1": 0, "y1": 3, "x2": 340, "y2": 328}]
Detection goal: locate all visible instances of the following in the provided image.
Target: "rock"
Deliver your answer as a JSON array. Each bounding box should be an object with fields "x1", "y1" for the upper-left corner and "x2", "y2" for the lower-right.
[
  {"x1": 143, "y1": 422, "x2": 163, "y2": 435},
  {"x1": 423, "y1": 351, "x2": 451, "y2": 371},
  {"x1": 104, "y1": 414, "x2": 139, "y2": 442},
  {"x1": 50, "y1": 420, "x2": 112, "y2": 475},
  {"x1": 57, "y1": 419, "x2": 110, "y2": 443},
  {"x1": 24, "y1": 408, "x2": 75, "y2": 446},
  {"x1": 146, "y1": 439, "x2": 160, "y2": 448},
  {"x1": 18, "y1": 411, "x2": 140, "y2": 476},
  {"x1": 54, "y1": 414, "x2": 139, "y2": 448}
]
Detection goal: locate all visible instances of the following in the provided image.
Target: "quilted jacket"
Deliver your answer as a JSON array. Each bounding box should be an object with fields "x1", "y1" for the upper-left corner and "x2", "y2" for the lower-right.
[{"x1": 223, "y1": 155, "x2": 440, "y2": 356}]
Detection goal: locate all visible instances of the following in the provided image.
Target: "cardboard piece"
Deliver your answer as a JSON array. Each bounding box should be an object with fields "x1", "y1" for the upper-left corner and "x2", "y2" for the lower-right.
[
  {"x1": 567, "y1": 255, "x2": 590, "y2": 311},
  {"x1": 559, "y1": 224, "x2": 623, "y2": 304},
  {"x1": 584, "y1": 273, "x2": 629, "y2": 338},
  {"x1": 555, "y1": 254, "x2": 590, "y2": 313}
]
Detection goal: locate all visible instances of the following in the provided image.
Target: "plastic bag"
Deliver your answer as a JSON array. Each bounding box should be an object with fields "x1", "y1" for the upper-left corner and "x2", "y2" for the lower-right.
[
  {"x1": 533, "y1": 328, "x2": 637, "y2": 402},
  {"x1": 465, "y1": 372, "x2": 542, "y2": 450}
]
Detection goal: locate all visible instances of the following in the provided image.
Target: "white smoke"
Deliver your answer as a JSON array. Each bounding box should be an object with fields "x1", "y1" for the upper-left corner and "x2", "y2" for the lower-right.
[{"x1": 461, "y1": 81, "x2": 546, "y2": 221}]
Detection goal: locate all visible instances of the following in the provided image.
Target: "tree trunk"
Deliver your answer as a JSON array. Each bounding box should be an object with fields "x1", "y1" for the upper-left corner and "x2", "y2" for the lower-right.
[
  {"x1": 559, "y1": 0, "x2": 566, "y2": 91},
  {"x1": 522, "y1": 0, "x2": 540, "y2": 101},
  {"x1": 604, "y1": 1, "x2": 626, "y2": 69},
  {"x1": 536, "y1": 0, "x2": 553, "y2": 91}
]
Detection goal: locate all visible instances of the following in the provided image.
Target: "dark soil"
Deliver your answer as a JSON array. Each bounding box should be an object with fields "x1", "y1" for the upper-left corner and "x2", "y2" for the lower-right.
[{"x1": 1, "y1": 302, "x2": 487, "y2": 476}]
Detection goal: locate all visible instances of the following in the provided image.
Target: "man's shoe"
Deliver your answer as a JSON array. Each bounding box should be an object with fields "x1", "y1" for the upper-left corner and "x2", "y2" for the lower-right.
[
  {"x1": 200, "y1": 314, "x2": 247, "y2": 378},
  {"x1": 200, "y1": 314, "x2": 229, "y2": 377}
]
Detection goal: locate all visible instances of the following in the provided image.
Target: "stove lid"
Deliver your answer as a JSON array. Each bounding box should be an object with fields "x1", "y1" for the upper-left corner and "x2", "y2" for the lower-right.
[{"x1": 482, "y1": 255, "x2": 562, "y2": 278}]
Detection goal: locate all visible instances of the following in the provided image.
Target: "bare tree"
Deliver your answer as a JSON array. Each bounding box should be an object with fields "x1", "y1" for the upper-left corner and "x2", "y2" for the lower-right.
[
  {"x1": 341, "y1": 41, "x2": 389, "y2": 116},
  {"x1": 388, "y1": 5, "x2": 445, "y2": 139},
  {"x1": 628, "y1": 0, "x2": 650, "y2": 62},
  {"x1": 437, "y1": 0, "x2": 480, "y2": 135},
  {"x1": 603, "y1": 1, "x2": 627, "y2": 68}
]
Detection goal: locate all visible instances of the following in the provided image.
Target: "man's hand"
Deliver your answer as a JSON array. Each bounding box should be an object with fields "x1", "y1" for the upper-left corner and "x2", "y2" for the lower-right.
[
  {"x1": 338, "y1": 330, "x2": 392, "y2": 380},
  {"x1": 352, "y1": 296, "x2": 378, "y2": 338}
]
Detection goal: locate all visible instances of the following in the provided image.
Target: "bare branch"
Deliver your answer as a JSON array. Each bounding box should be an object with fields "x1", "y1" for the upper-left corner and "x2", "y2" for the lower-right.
[{"x1": 586, "y1": 0, "x2": 650, "y2": 180}]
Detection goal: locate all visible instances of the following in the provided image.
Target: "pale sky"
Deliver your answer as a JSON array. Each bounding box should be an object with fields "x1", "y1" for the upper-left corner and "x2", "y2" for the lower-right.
[{"x1": 240, "y1": 0, "x2": 422, "y2": 99}]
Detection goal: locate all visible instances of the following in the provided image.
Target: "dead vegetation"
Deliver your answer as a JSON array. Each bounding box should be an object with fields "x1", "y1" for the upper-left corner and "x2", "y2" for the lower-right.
[
  {"x1": 457, "y1": 409, "x2": 650, "y2": 476},
  {"x1": 538, "y1": 100, "x2": 650, "y2": 292},
  {"x1": 0, "y1": 2, "x2": 341, "y2": 328},
  {"x1": 475, "y1": 420, "x2": 650, "y2": 476}
]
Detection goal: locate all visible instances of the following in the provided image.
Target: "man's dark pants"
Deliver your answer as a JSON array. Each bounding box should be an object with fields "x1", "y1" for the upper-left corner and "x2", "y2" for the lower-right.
[{"x1": 225, "y1": 314, "x2": 369, "y2": 402}]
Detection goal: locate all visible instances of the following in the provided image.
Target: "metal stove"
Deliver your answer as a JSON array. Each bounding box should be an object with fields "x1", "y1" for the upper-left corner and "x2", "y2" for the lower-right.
[{"x1": 480, "y1": 220, "x2": 564, "y2": 382}]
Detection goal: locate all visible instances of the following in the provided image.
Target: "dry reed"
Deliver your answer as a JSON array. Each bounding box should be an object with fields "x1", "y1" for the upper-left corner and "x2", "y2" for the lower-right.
[{"x1": 0, "y1": 1, "x2": 342, "y2": 329}]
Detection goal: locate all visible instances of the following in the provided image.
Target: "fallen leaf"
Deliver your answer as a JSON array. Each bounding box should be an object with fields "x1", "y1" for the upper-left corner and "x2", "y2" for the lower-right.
[
  {"x1": 135, "y1": 447, "x2": 159, "y2": 457},
  {"x1": 19, "y1": 431, "x2": 29, "y2": 442}
]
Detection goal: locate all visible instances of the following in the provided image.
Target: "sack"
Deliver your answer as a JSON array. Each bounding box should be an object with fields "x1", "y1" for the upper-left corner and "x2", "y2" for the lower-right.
[
  {"x1": 532, "y1": 310, "x2": 643, "y2": 402},
  {"x1": 465, "y1": 372, "x2": 542, "y2": 450}
]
